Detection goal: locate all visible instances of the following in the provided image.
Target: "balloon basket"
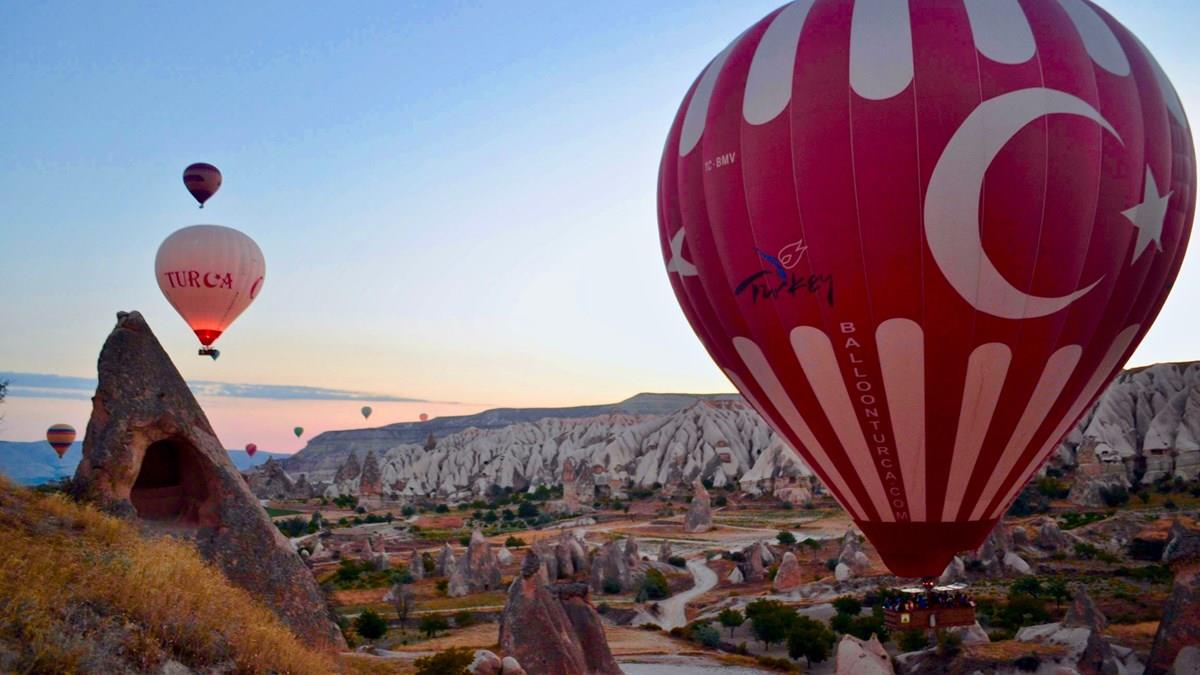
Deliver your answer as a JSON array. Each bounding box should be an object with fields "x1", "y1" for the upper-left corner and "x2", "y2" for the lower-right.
[{"x1": 198, "y1": 347, "x2": 220, "y2": 360}]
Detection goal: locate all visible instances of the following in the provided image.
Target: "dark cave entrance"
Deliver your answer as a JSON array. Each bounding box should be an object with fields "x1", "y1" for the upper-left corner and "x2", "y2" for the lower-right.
[{"x1": 130, "y1": 438, "x2": 213, "y2": 526}]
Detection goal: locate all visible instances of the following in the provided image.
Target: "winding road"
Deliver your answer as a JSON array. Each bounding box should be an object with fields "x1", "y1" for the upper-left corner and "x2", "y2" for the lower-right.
[{"x1": 639, "y1": 560, "x2": 718, "y2": 630}]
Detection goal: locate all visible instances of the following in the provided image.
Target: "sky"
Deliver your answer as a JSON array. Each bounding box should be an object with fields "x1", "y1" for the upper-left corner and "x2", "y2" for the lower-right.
[{"x1": 2, "y1": 1, "x2": 1198, "y2": 452}]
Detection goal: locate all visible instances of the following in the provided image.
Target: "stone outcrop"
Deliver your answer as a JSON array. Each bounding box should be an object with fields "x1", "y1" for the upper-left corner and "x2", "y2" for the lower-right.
[
  {"x1": 684, "y1": 479, "x2": 713, "y2": 533},
  {"x1": 462, "y1": 529, "x2": 503, "y2": 592},
  {"x1": 500, "y1": 552, "x2": 621, "y2": 675},
  {"x1": 1148, "y1": 521, "x2": 1200, "y2": 674},
  {"x1": 772, "y1": 551, "x2": 804, "y2": 593},
  {"x1": 1036, "y1": 517, "x2": 1071, "y2": 551},
  {"x1": 359, "y1": 450, "x2": 383, "y2": 498},
  {"x1": 497, "y1": 546, "x2": 514, "y2": 566},
  {"x1": 71, "y1": 311, "x2": 344, "y2": 649},
  {"x1": 727, "y1": 566, "x2": 744, "y2": 584},
  {"x1": 658, "y1": 540, "x2": 672, "y2": 562},
  {"x1": 551, "y1": 583, "x2": 623, "y2": 675},
  {"x1": 407, "y1": 549, "x2": 424, "y2": 580},
  {"x1": 590, "y1": 540, "x2": 634, "y2": 593},
  {"x1": 1014, "y1": 590, "x2": 1138, "y2": 675},
  {"x1": 561, "y1": 460, "x2": 596, "y2": 513},
  {"x1": 469, "y1": 650, "x2": 526, "y2": 675},
  {"x1": 437, "y1": 542, "x2": 455, "y2": 576},
  {"x1": 244, "y1": 457, "x2": 297, "y2": 500},
  {"x1": 943, "y1": 523, "x2": 1030, "y2": 580},
  {"x1": 740, "y1": 541, "x2": 766, "y2": 583},
  {"x1": 835, "y1": 529, "x2": 871, "y2": 581},
  {"x1": 835, "y1": 634, "x2": 894, "y2": 674},
  {"x1": 1064, "y1": 589, "x2": 1108, "y2": 630}
]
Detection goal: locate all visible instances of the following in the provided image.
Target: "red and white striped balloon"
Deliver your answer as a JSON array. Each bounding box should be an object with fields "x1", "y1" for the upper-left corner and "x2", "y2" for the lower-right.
[
  {"x1": 658, "y1": 0, "x2": 1194, "y2": 578},
  {"x1": 155, "y1": 225, "x2": 265, "y2": 351}
]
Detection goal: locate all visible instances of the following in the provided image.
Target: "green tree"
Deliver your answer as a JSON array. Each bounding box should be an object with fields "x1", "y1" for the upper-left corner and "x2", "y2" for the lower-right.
[
  {"x1": 1009, "y1": 576, "x2": 1043, "y2": 598},
  {"x1": 718, "y1": 608, "x2": 744, "y2": 637},
  {"x1": 402, "y1": 505, "x2": 416, "y2": 517},
  {"x1": 786, "y1": 616, "x2": 836, "y2": 663},
  {"x1": 777, "y1": 530, "x2": 797, "y2": 545},
  {"x1": 505, "y1": 535, "x2": 527, "y2": 547},
  {"x1": 391, "y1": 585, "x2": 413, "y2": 627},
  {"x1": 747, "y1": 599, "x2": 795, "y2": 650},
  {"x1": 453, "y1": 610, "x2": 475, "y2": 628},
  {"x1": 420, "y1": 615, "x2": 450, "y2": 638},
  {"x1": 435, "y1": 504, "x2": 450, "y2": 513},
  {"x1": 354, "y1": 609, "x2": 388, "y2": 640},
  {"x1": 832, "y1": 595, "x2": 862, "y2": 616},
  {"x1": 414, "y1": 647, "x2": 474, "y2": 675},
  {"x1": 517, "y1": 501, "x2": 540, "y2": 519},
  {"x1": 1045, "y1": 578, "x2": 1070, "y2": 608},
  {"x1": 937, "y1": 630, "x2": 963, "y2": 657}
]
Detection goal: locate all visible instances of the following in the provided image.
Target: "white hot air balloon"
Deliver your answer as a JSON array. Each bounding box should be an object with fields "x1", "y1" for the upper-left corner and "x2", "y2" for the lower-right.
[{"x1": 155, "y1": 225, "x2": 265, "y2": 357}]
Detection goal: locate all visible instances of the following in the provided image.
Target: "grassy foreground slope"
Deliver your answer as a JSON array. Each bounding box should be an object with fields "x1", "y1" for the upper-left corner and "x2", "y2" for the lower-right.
[{"x1": 0, "y1": 477, "x2": 336, "y2": 674}]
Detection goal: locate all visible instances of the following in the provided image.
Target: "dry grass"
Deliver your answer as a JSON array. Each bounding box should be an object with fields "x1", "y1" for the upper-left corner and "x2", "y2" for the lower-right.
[{"x1": 0, "y1": 477, "x2": 336, "y2": 673}]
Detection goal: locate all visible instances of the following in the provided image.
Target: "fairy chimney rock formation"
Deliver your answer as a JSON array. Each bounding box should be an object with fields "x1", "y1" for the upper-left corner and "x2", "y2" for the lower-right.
[
  {"x1": 72, "y1": 311, "x2": 344, "y2": 649},
  {"x1": 684, "y1": 479, "x2": 713, "y2": 533}
]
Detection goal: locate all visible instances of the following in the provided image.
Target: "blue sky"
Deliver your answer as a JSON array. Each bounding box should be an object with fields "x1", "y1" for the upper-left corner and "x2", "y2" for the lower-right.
[{"x1": 1, "y1": 1, "x2": 1198, "y2": 450}]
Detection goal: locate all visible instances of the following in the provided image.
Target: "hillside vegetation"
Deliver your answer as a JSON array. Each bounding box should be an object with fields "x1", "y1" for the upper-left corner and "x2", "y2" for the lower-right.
[{"x1": 0, "y1": 477, "x2": 336, "y2": 673}]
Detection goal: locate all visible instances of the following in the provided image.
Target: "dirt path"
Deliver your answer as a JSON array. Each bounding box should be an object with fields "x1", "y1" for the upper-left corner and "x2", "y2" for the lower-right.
[{"x1": 637, "y1": 559, "x2": 718, "y2": 630}]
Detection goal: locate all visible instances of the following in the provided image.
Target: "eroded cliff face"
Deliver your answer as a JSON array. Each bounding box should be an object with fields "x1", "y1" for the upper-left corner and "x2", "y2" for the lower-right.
[
  {"x1": 310, "y1": 400, "x2": 814, "y2": 502},
  {"x1": 1054, "y1": 362, "x2": 1200, "y2": 502}
]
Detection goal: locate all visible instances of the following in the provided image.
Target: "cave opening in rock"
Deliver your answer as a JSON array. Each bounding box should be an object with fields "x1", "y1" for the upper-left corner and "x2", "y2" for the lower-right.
[{"x1": 130, "y1": 438, "x2": 214, "y2": 526}]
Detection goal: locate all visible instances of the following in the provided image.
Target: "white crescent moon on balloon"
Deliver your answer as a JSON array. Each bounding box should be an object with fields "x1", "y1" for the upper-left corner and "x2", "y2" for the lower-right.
[{"x1": 924, "y1": 87, "x2": 1121, "y2": 320}]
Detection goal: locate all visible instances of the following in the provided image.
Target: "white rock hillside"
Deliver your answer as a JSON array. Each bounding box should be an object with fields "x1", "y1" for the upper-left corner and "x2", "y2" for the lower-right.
[{"x1": 307, "y1": 400, "x2": 815, "y2": 503}]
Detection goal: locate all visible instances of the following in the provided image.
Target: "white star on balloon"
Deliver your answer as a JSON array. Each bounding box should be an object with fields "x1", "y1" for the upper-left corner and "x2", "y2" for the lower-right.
[
  {"x1": 1123, "y1": 167, "x2": 1172, "y2": 264},
  {"x1": 667, "y1": 229, "x2": 698, "y2": 277}
]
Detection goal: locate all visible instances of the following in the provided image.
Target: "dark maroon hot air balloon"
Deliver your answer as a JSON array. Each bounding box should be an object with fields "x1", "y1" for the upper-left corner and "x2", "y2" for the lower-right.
[
  {"x1": 245, "y1": 443, "x2": 257, "y2": 458},
  {"x1": 658, "y1": 0, "x2": 1193, "y2": 579},
  {"x1": 183, "y1": 162, "x2": 222, "y2": 208}
]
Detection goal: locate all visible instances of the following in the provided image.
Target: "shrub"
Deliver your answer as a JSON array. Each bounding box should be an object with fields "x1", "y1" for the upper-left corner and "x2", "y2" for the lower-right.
[
  {"x1": 1099, "y1": 485, "x2": 1130, "y2": 508},
  {"x1": 787, "y1": 616, "x2": 836, "y2": 663},
  {"x1": 275, "y1": 516, "x2": 309, "y2": 537},
  {"x1": 354, "y1": 609, "x2": 388, "y2": 640},
  {"x1": 714, "y1": 495, "x2": 728, "y2": 507},
  {"x1": 639, "y1": 622, "x2": 661, "y2": 631},
  {"x1": 640, "y1": 568, "x2": 671, "y2": 601},
  {"x1": 832, "y1": 595, "x2": 862, "y2": 616},
  {"x1": 898, "y1": 630, "x2": 930, "y2": 652},
  {"x1": 419, "y1": 615, "x2": 450, "y2": 638},
  {"x1": 692, "y1": 621, "x2": 721, "y2": 648},
  {"x1": 505, "y1": 535, "x2": 526, "y2": 548},
  {"x1": 937, "y1": 630, "x2": 963, "y2": 657},
  {"x1": 1001, "y1": 594, "x2": 1048, "y2": 629},
  {"x1": 1036, "y1": 476, "x2": 1070, "y2": 499},
  {"x1": 434, "y1": 504, "x2": 450, "y2": 513},
  {"x1": 1009, "y1": 576, "x2": 1042, "y2": 598},
  {"x1": 436, "y1": 579, "x2": 449, "y2": 595},
  {"x1": 667, "y1": 555, "x2": 687, "y2": 568},
  {"x1": 1164, "y1": 499, "x2": 1179, "y2": 510},
  {"x1": 401, "y1": 505, "x2": 416, "y2": 517},
  {"x1": 825, "y1": 558, "x2": 839, "y2": 572},
  {"x1": 414, "y1": 646, "x2": 473, "y2": 674},
  {"x1": 1007, "y1": 486, "x2": 1050, "y2": 516},
  {"x1": 777, "y1": 531, "x2": 797, "y2": 545},
  {"x1": 602, "y1": 577, "x2": 622, "y2": 595},
  {"x1": 453, "y1": 610, "x2": 475, "y2": 628},
  {"x1": 756, "y1": 655, "x2": 802, "y2": 672},
  {"x1": 747, "y1": 599, "x2": 796, "y2": 649},
  {"x1": 517, "y1": 501, "x2": 540, "y2": 519},
  {"x1": 1074, "y1": 543, "x2": 1100, "y2": 560},
  {"x1": 846, "y1": 613, "x2": 888, "y2": 642}
]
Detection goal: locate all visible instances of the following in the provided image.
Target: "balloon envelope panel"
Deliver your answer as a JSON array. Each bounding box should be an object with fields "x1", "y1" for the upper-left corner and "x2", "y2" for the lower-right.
[{"x1": 658, "y1": 0, "x2": 1194, "y2": 577}]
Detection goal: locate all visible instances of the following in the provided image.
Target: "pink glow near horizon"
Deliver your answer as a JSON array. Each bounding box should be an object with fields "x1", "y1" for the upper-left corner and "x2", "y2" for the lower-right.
[{"x1": 0, "y1": 395, "x2": 487, "y2": 453}]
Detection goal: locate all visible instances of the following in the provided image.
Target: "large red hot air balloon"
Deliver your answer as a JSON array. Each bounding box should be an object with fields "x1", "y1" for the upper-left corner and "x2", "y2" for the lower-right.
[
  {"x1": 183, "y1": 163, "x2": 222, "y2": 208},
  {"x1": 245, "y1": 443, "x2": 257, "y2": 458},
  {"x1": 155, "y1": 225, "x2": 265, "y2": 357},
  {"x1": 659, "y1": 0, "x2": 1193, "y2": 579},
  {"x1": 46, "y1": 424, "x2": 76, "y2": 459}
]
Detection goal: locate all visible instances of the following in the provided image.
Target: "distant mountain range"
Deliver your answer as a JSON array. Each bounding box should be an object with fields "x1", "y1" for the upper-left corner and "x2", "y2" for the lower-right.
[
  {"x1": 0, "y1": 441, "x2": 286, "y2": 485},
  {"x1": 282, "y1": 392, "x2": 740, "y2": 476}
]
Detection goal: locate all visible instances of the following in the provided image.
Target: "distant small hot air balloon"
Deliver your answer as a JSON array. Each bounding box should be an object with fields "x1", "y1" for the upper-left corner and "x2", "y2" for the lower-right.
[
  {"x1": 245, "y1": 443, "x2": 257, "y2": 458},
  {"x1": 155, "y1": 224, "x2": 265, "y2": 358},
  {"x1": 183, "y1": 162, "x2": 222, "y2": 208},
  {"x1": 46, "y1": 424, "x2": 76, "y2": 459},
  {"x1": 419, "y1": 413, "x2": 429, "y2": 422},
  {"x1": 361, "y1": 406, "x2": 372, "y2": 420},
  {"x1": 293, "y1": 427, "x2": 304, "y2": 438}
]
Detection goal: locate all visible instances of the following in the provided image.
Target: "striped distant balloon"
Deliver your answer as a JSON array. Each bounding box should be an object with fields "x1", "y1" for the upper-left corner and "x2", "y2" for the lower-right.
[
  {"x1": 658, "y1": 0, "x2": 1194, "y2": 578},
  {"x1": 46, "y1": 424, "x2": 76, "y2": 459},
  {"x1": 183, "y1": 162, "x2": 222, "y2": 207}
]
